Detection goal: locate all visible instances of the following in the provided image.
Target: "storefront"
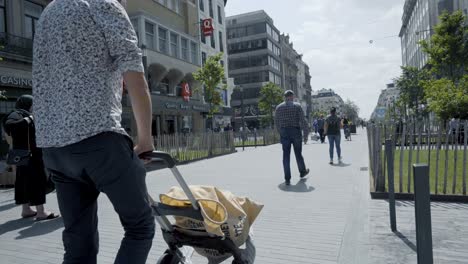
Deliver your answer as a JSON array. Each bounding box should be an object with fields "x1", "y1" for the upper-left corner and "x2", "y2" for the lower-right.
[{"x1": 122, "y1": 95, "x2": 210, "y2": 137}]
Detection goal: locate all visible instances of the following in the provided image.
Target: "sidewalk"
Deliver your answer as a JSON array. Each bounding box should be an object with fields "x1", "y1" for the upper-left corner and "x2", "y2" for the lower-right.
[{"x1": 0, "y1": 130, "x2": 467, "y2": 263}]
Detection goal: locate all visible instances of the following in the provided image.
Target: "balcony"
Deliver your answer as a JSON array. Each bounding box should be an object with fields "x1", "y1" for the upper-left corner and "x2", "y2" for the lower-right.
[{"x1": 0, "y1": 33, "x2": 33, "y2": 62}]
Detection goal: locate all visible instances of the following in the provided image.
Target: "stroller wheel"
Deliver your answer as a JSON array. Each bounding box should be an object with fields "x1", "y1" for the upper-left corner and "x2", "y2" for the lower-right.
[{"x1": 157, "y1": 252, "x2": 178, "y2": 264}]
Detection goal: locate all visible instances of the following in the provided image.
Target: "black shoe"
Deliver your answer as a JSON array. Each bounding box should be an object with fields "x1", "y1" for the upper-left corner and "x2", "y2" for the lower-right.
[
  {"x1": 300, "y1": 169, "x2": 310, "y2": 178},
  {"x1": 285, "y1": 180, "x2": 291, "y2": 186}
]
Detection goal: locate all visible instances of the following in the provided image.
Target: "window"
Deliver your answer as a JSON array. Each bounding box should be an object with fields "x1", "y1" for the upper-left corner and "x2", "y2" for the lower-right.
[
  {"x1": 200, "y1": 19, "x2": 206, "y2": 44},
  {"x1": 269, "y1": 72, "x2": 275, "y2": 83},
  {"x1": 158, "y1": 27, "x2": 168, "y2": 54},
  {"x1": 218, "y1": 31, "x2": 224, "y2": 52},
  {"x1": 210, "y1": 33, "x2": 216, "y2": 49},
  {"x1": 173, "y1": 0, "x2": 180, "y2": 13},
  {"x1": 209, "y1": 0, "x2": 214, "y2": 18},
  {"x1": 199, "y1": 0, "x2": 204, "y2": 11},
  {"x1": 228, "y1": 39, "x2": 267, "y2": 54},
  {"x1": 0, "y1": 0, "x2": 5, "y2": 33},
  {"x1": 24, "y1": 0, "x2": 43, "y2": 39},
  {"x1": 170, "y1": 33, "x2": 179, "y2": 58},
  {"x1": 190, "y1": 42, "x2": 198, "y2": 64},
  {"x1": 217, "y1": 5, "x2": 223, "y2": 24},
  {"x1": 145, "y1": 22, "x2": 155, "y2": 50},
  {"x1": 181, "y1": 38, "x2": 189, "y2": 61},
  {"x1": 202, "y1": 52, "x2": 207, "y2": 65}
]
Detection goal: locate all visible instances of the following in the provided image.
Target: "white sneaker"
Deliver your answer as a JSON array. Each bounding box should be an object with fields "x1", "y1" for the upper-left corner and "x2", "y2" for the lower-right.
[
  {"x1": 338, "y1": 157, "x2": 343, "y2": 163},
  {"x1": 329, "y1": 159, "x2": 333, "y2": 165}
]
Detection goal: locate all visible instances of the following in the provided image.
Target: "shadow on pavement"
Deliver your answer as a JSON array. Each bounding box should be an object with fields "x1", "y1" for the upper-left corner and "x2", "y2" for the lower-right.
[
  {"x1": 0, "y1": 218, "x2": 35, "y2": 236},
  {"x1": 278, "y1": 178, "x2": 315, "y2": 193},
  {"x1": 16, "y1": 217, "x2": 63, "y2": 240},
  {"x1": 0, "y1": 202, "x2": 16, "y2": 212},
  {"x1": 331, "y1": 162, "x2": 352, "y2": 167},
  {"x1": 394, "y1": 231, "x2": 417, "y2": 252}
]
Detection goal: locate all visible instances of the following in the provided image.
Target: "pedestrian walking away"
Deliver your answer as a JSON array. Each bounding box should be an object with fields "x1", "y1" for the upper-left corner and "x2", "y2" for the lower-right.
[
  {"x1": 324, "y1": 107, "x2": 343, "y2": 165},
  {"x1": 317, "y1": 115, "x2": 326, "y2": 143},
  {"x1": 342, "y1": 116, "x2": 351, "y2": 141},
  {"x1": 32, "y1": 0, "x2": 155, "y2": 263},
  {"x1": 275, "y1": 90, "x2": 310, "y2": 186},
  {"x1": 2, "y1": 95, "x2": 59, "y2": 221}
]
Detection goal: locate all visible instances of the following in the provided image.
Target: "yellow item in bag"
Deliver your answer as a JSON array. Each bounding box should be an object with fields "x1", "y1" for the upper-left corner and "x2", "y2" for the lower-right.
[{"x1": 160, "y1": 185, "x2": 263, "y2": 261}]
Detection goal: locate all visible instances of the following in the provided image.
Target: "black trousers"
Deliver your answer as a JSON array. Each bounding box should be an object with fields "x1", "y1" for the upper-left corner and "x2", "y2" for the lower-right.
[
  {"x1": 43, "y1": 132, "x2": 155, "y2": 264},
  {"x1": 318, "y1": 129, "x2": 325, "y2": 143}
]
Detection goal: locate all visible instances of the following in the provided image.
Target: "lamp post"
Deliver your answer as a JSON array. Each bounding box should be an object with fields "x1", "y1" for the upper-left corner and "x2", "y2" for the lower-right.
[{"x1": 240, "y1": 86, "x2": 245, "y2": 151}]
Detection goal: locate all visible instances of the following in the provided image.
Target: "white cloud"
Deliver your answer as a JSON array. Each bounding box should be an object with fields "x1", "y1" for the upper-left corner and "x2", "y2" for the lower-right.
[{"x1": 226, "y1": 0, "x2": 405, "y2": 118}]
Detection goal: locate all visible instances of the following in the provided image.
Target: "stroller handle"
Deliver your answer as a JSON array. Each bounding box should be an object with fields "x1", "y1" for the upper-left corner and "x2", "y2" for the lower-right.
[
  {"x1": 144, "y1": 151, "x2": 200, "y2": 211},
  {"x1": 145, "y1": 151, "x2": 177, "y2": 168}
]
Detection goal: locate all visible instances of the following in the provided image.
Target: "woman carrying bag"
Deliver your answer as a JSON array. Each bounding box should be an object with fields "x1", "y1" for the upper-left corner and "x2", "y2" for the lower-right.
[{"x1": 3, "y1": 95, "x2": 58, "y2": 221}]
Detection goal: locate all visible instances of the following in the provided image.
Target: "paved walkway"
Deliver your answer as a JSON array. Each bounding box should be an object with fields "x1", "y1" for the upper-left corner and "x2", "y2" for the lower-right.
[{"x1": 0, "y1": 130, "x2": 467, "y2": 264}]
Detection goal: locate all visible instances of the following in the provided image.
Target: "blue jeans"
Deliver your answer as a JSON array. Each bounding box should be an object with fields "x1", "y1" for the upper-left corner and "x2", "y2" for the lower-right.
[
  {"x1": 327, "y1": 134, "x2": 341, "y2": 160},
  {"x1": 280, "y1": 127, "x2": 307, "y2": 181},
  {"x1": 43, "y1": 133, "x2": 155, "y2": 264}
]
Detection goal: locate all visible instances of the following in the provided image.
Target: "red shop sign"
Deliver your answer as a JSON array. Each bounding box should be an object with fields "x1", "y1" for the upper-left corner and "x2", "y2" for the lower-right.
[
  {"x1": 202, "y1": 18, "x2": 214, "y2": 37},
  {"x1": 181, "y1": 82, "x2": 191, "y2": 102}
]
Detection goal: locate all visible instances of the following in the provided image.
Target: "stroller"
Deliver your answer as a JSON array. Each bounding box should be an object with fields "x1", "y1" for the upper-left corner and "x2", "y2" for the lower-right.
[
  {"x1": 344, "y1": 125, "x2": 351, "y2": 141},
  {"x1": 146, "y1": 152, "x2": 254, "y2": 264}
]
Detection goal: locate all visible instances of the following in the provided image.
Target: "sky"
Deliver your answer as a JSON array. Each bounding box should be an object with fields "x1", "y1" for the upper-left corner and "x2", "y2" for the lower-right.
[{"x1": 225, "y1": 0, "x2": 406, "y2": 119}]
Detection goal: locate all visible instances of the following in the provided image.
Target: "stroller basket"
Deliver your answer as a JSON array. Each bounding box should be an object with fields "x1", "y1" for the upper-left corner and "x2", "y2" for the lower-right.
[{"x1": 146, "y1": 152, "x2": 252, "y2": 264}]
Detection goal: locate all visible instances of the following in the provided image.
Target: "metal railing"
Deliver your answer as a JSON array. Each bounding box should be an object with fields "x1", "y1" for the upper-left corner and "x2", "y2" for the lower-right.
[
  {"x1": 367, "y1": 119, "x2": 468, "y2": 196},
  {"x1": 154, "y1": 131, "x2": 235, "y2": 163},
  {"x1": 233, "y1": 129, "x2": 280, "y2": 148},
  {"x1": 0, "y1": 33, "x2": 33, "y2": 59}
]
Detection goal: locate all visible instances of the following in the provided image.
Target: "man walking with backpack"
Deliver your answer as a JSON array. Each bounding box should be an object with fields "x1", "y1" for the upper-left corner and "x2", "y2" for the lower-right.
[
  {"x1": 275, "y1": 90, "x2": 310, "y2": 186},
  {"x1": 324, "y1": 107, "x2": 343, "y2": 164}
]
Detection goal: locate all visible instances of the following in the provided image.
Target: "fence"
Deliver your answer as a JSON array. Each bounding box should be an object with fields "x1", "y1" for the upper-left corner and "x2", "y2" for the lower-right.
[
  {"x1": 367, "y1": 119, "x2": 467, "y2": 196},
  {"x1": 233, "y1": 129, "x2": 281, "y2": 148},
  {"x1": 154, "y1": 131, "x2": 235, "y2": 163}
]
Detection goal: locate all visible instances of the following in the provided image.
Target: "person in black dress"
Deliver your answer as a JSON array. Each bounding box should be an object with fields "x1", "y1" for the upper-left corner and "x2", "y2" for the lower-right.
[{"x1": 3, "y1": 95, "x2": 58, "y2": 221}]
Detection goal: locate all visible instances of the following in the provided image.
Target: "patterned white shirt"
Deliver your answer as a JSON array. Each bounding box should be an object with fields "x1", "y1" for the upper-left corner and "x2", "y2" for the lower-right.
[{"x1": 32, "y1": 0, "x2": 143, "y2": 148}]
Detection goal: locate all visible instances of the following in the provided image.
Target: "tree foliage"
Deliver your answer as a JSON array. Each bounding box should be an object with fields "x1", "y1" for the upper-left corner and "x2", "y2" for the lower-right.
[
  {"x1": 420, "y1": 11, "x2": 468, "y2": 82},
  {"x1": 193, "y1": 53, "x2": 226, "y2": 117},
  {"x1": 258, "y1": 82, "x2": 283, "y2": 128},
  {"x1": 341, "y1": 99, "x2": 360, "y2": 122},
  {"x1": 419, "y1": 11, "x2": 468, "y2": 120},
  {"x1": 394, "y1": 66, "x2": 429, "y2": 118},
  {"x1": 423, "y1": 76, "x2": 468, "y2": 120}
]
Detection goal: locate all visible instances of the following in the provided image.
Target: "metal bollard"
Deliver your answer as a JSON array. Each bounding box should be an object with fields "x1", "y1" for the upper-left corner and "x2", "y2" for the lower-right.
[
  {"x1": 413, "y1": 164, "x2": 434, "y2": 264},
  {"x1": 385, "y1": 139, "x2": 397, "y2": 232}
]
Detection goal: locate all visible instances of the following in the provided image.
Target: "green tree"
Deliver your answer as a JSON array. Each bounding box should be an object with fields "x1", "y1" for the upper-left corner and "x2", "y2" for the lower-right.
[
  {"x1": 423, "y1": 76, "x2": 468, "y2": 120},
  {"x1": 420, "y1": 10, "x2": 468, "y2": 82},
  {"x1": 341, "y1": 99, "x2": 360, "y2": 122},
  {"x1": 419, "y1": 11, "x2": 468, "y2": 119},
  {"x1": 394, "y1": 66, "x2": 429, "y2": 119},
  {"x1": 258, "y1": 82, "x2": 283, "y2": 128},
  {"x1": 193, "y1": 53, "x2": 227, "y2": 123}
]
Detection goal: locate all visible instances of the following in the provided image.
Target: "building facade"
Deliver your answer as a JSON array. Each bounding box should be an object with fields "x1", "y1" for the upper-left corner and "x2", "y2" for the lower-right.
[
  {"x1": 226, "y1": 10, "x2": 283, "y2": 129},
  {"x1": 198, "y1": 0, "x2": 233, "y2": 129},
  {"x1": 399, "y1": 0, "x2": 468, "y2": 69},
  {"x1": 371, "y1": 83, "x2": 400, "y2": 120},
  {"x1": 0, "y1": 0, "x2": 52, "y2": 155},
  {"x1": 311, "y1": 88, "x2": 345, "y2": 116},
  {"x1": 126, "y1": 0, "x2": 210, "y2": 135},
  {"x1": 279, "y1": 34, "x2": 311, "y2": 120}
]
